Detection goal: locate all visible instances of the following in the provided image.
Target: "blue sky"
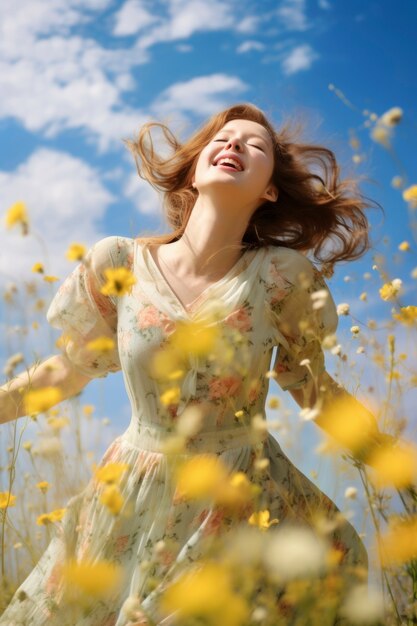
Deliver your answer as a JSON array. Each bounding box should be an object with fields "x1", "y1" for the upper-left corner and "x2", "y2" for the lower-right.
[{"x1": 1, "y1": 0, "x2": 416, "y2": 534}]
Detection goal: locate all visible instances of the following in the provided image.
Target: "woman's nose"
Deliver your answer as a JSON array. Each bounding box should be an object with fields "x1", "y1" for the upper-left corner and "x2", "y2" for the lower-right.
[{"x1": 226, "y1": 139, "x2": 241, "y2": 151}]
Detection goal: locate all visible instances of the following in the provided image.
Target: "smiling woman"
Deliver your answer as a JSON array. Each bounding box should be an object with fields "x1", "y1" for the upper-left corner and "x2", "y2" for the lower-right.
[{"x1": 1, "y1": 103, "x2": 385, "y2": 626}]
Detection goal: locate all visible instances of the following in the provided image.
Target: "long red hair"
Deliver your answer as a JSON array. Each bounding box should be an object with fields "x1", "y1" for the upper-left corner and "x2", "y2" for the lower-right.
[{"x1": 124, "y1": 103, "x2": 380, "y2": 269}]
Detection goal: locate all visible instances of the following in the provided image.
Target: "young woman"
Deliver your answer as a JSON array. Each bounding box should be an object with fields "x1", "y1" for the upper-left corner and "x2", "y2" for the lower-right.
[{"x1": 1, "y1": 103, "x2": 383, "y2": 625}]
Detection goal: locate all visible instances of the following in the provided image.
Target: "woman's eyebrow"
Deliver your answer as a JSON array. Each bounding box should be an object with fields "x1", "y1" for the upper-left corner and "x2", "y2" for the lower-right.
[{"x1": 216, "y1": 131, "x2": 270, "y2": 147}]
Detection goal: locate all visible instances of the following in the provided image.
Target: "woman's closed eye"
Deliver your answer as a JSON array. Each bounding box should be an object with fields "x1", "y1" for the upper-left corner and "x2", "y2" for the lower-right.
[{"x1": 213, "y1": 139, "x2": 264, "y2": 151}]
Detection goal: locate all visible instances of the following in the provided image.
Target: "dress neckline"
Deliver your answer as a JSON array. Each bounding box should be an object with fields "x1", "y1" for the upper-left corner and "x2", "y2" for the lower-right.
[{"x1": 139, "y1": 242, "x2": 259, "y2": 316}]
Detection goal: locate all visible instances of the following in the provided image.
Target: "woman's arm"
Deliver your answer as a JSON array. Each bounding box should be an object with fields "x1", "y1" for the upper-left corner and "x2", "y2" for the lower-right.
[
  {"x1": 289, "y1": 370, "x2": 388, "y2": 463},
  {"x1": 0, "y1": 354, "x2": 92, "y2": 425}
]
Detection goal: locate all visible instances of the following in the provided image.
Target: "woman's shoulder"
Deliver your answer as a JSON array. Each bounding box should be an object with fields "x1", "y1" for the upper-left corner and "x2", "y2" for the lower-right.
[
  {"x1": 88, "y1": 235, "x2": 136, "y2": 270},
  {"x1": 263, "y1": 244, "x2": 319, "y2": 285}
]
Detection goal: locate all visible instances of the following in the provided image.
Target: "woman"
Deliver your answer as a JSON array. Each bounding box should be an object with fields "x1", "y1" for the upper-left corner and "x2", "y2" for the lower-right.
[{"x1": 1, "y1": 103, "x2": 383, "y2": 625}]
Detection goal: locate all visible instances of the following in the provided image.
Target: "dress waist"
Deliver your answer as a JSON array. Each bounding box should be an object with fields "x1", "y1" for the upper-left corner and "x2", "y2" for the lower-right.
[{"x1": 120, "y1": 418, "x2": 258, "y2": 454}]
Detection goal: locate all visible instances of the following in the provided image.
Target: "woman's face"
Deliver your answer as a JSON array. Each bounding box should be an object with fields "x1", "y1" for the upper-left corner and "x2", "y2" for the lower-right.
[{"x1": 192, "y1": 118, "x2": 278, "y2": 206}]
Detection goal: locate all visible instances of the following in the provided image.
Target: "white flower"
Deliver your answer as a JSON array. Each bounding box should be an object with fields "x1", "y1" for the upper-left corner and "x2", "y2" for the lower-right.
[
  {"x1": 344, "y1": 486, "x2": 358, "y2": 500},
  {"x1": 322, "y1": 333, "x2": 338, "y2": 349},
  {"x1": 264, "y1": 524, "x2": 329, "y2": 581},
  {"x1": 370, "y1": 124, "x2": 391, "y2": 148},
  {"x1": 350, "y1": 325, "x2": 360, "y2": 335},
  {"x1": 356, "y1": 346, "x2": 365, "y2": 354},
  {"x1": 311, "y1": 289, "x2": 328, "y2": 310},
  {"x1": 331, "y1": 344, "x2": 342, "y2": 356},
  {"x1": 121, "y1": 596, "x2": 145, "y2": 621},
  {"x1": 299, "y1": 407, "x2": 320, "y2": 421},
  {"x1": 336, "y1": 303, "x2": 350, "y2": 316},
  {"x1": 340, "y1": 584, "x2": 385, "y2": 624},
  {"x1": 391, "y1": 175, "x2": 404, "y2": 189},
  {"x1": 176, "y1": 405, "x2": 204, "y2": 437},
  {"x1": 32, "y1": 436, "x2": 62, "y2": 457},
  {"x1": 380, "y1": 106, "x2": 403, "y2": 127}
]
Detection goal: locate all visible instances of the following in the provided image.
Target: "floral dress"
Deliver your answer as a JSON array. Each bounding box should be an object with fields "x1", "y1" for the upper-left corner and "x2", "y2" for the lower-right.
[{"x1": 1, "y1": 236, "x2": 368, "y2": 625}]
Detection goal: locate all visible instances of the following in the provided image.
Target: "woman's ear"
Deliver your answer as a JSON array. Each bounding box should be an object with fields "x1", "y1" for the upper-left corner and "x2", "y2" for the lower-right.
[{"x1": 261, "y1": 184, "x2": 278, "y2": 203}]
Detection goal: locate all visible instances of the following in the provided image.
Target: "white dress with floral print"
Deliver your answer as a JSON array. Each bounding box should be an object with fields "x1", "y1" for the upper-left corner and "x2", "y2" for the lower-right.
[{"x1": 0, "y1": 236, "x2": 368, "y2": 625}]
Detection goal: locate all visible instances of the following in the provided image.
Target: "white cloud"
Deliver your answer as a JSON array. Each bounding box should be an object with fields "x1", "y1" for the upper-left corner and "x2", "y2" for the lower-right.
[
  {"x1": 236, "y1": 41, "x2": 266, "y2": 54},
  {"x1": 113, "y1": 0, "x2": 160, "y2": 36},
  {"x1": 124, "y1": 171, "x2": 164, "y2": 217},
  {"x1": 277, "y1": 0, "x2": 309, "y2": 31},
  {"x1": 134, "y1": 0, "x2": 237, "y2": 48},
  {"x1": 150, "y1": 73, "x2": 249, "y2": 119},
  {"x1": 281, "y1": 44, "x2": 319, "y2": 75},
  {"x1": 1, "y1": 148, "x2": 115, "y2": 284}
]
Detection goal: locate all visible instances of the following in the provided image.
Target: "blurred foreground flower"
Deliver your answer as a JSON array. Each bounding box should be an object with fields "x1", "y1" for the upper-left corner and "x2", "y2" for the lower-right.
[
  {"x1": 37, "y1": 508, "x2": 66, "y2": 525},
  {"x1": 160, "y1": 561, "x2": 249, "y2": 626},
  {"x1": 393, "y1": 305, "x2": 417, "y2": 325},
  {"x1": 5, "y1": 201, "x2": 29, "y2": 234},
  {"x1": 174, "y1": 454, "x2": 229, "y2": 501},
  {"x1": 94, "y1": 462, "x2": 130, "y2": 485},
  {"x1": 379, "y1": 106, "x2": 403, "y2": 127},
  {"x1": 403, "y1": 184, "x2": 417, "y2": 209},
  {"x1": 379, "y1": 278, "x2": 402, "y2": 301},
  {"x1": 0, "y1": 492, "x2": 17, "y2": 509},
  {"x1": 100, "y1": 267, "x2": 136, "y2": 296},
  {"x1": 248, "y1": 509, "x2": 279, "y2": 531},
  {"x1": 99, "y1": 484, "x2": 124, "y2": 515},
  {"x1": 24, "y1": 386, "x2": 62, "y2": 415},
  {"x1": 169, "y1": 319, "x2": 220, "y2": 358},
  {"x1": 66, "y1": 243, "x2": 86, "y2": 261},
  {"x1": 368, "y1": 442, "x2": 417, "y2": 488},
  {"x1": 86, "y1": 336, "x2": 116, "y2": 352},
  {"x1": 317, "y1": 396, "x2": 379, "y2": 457},
  {"x1": 264, "y1": 524, "x2": 329, "y2": 581},
  {"x1": 62, "y1": 558, "x2": 123, "y2": 605},
  {"x1": 340, "y1": 584, "x2": 385, "y2": 624},
  {"x1": 378, "y1": 517, "x2": 417, "y2": 566}
]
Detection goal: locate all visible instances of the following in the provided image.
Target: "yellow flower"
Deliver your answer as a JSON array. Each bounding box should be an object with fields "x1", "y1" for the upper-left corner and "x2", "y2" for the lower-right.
[
  {"x1": 379, "y1": 279, "x2": 402, "y2": 301},
  {"x1": 86, "y1": 336, "x2": 115, "y2": 352},
  {"x1": 100, "y1": 267, "x2": 136, "y2": 296},
  {"x1": 359, "y1": 292, "x2": 367, "y2": 301},
  {"x1": 66, "y1": 243, "x2": 86, "y2": 262},
  {"x1": 160, "y1": 387, "x2": 181, "y2": 406},
  {"x1": 62, "y1": 558, "x2": 123, "y2": 604},
  {"x1": 24, "y1": 386, "x2": 62, "y2": 415},
  {"x1": 43, "y1": 275, "x2": 60, "y2": 283},
  {"x1": 403, "y1": 185, "x2": 417, "y2": 209},
  {"x1": 248, "y1": 509, "x2": 279, "y2": 531},
  {"x1": 317, "y1": 396, "x2": 378, "y2": 456},
  {"x1": 94, "y1": 462, "x2": 130, "y2": 485},
  {"x1": 174, "y1": 454, "x2": 229, "y2": 501},
  {"x1": 83, "y1": 404, "x2": 95, "y2": 417},
  {"x1": 99, "y1": 484, "x2": 124, "y2": 515},
  {"x1": 47, "y1": 416, "x2": 70, "y2": 430},
  {"x1": 0, "y1": 492, "x2": 17, "y2": 509},
  {"x1": 32, "y1": 262, "x2": 44, "y2": 273},
  {"x1": 36, "y1": 481, "x2": 50, "y2": 494},
  {"x1": 37, "y1": 508, "x2": 66, "y2": 525},
  {"x1": 368, "y1": 442, "x2": 417, "y2": 488},
  {"x1": 169, "y1": 319, "x2": 220, "y2": 358},
  {"x1": 161, "y1": 561, "x2": 249, "y2": 626},
  {"x1": 149, "y1": 346, "x2": 184, "y2": 383},
  {"x1": 268, "y1": 397, "x2": 280, "y2": 409},
  {"x1": 378, "y1": 517, "x2": 417, "y2": 566},
  {"x1": 370, "y1": 124, "x2": 391, "y2": 148},
  {"x1": 215, "y1": 472, "x2": 259, "y2": 508},
  {"x1": 393, "y1": 306, "x2": 417, "y2": 326},
  {"x1": 23, "y1": 441, "x2": 32, "y2": 451},
  {"x1": 5, "y1": 201, "x2": 29, "y2": 233},
  {"x1": 398, "y1": 241, "x2": 410, "y2": 251}
]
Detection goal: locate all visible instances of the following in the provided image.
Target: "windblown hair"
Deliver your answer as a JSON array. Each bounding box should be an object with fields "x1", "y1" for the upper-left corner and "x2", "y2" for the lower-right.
[{"x1": 124, "y1": 103, "x2": 380, "y2": 269}]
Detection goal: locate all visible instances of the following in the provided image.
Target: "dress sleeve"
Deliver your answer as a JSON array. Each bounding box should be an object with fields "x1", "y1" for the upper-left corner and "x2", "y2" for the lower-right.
[
  {"x1": 265, "y1": 247, "x2": 338, "y2": 399},
  {"x1": 46, "y1": 237, "x2": 126, "y2": 379}
]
